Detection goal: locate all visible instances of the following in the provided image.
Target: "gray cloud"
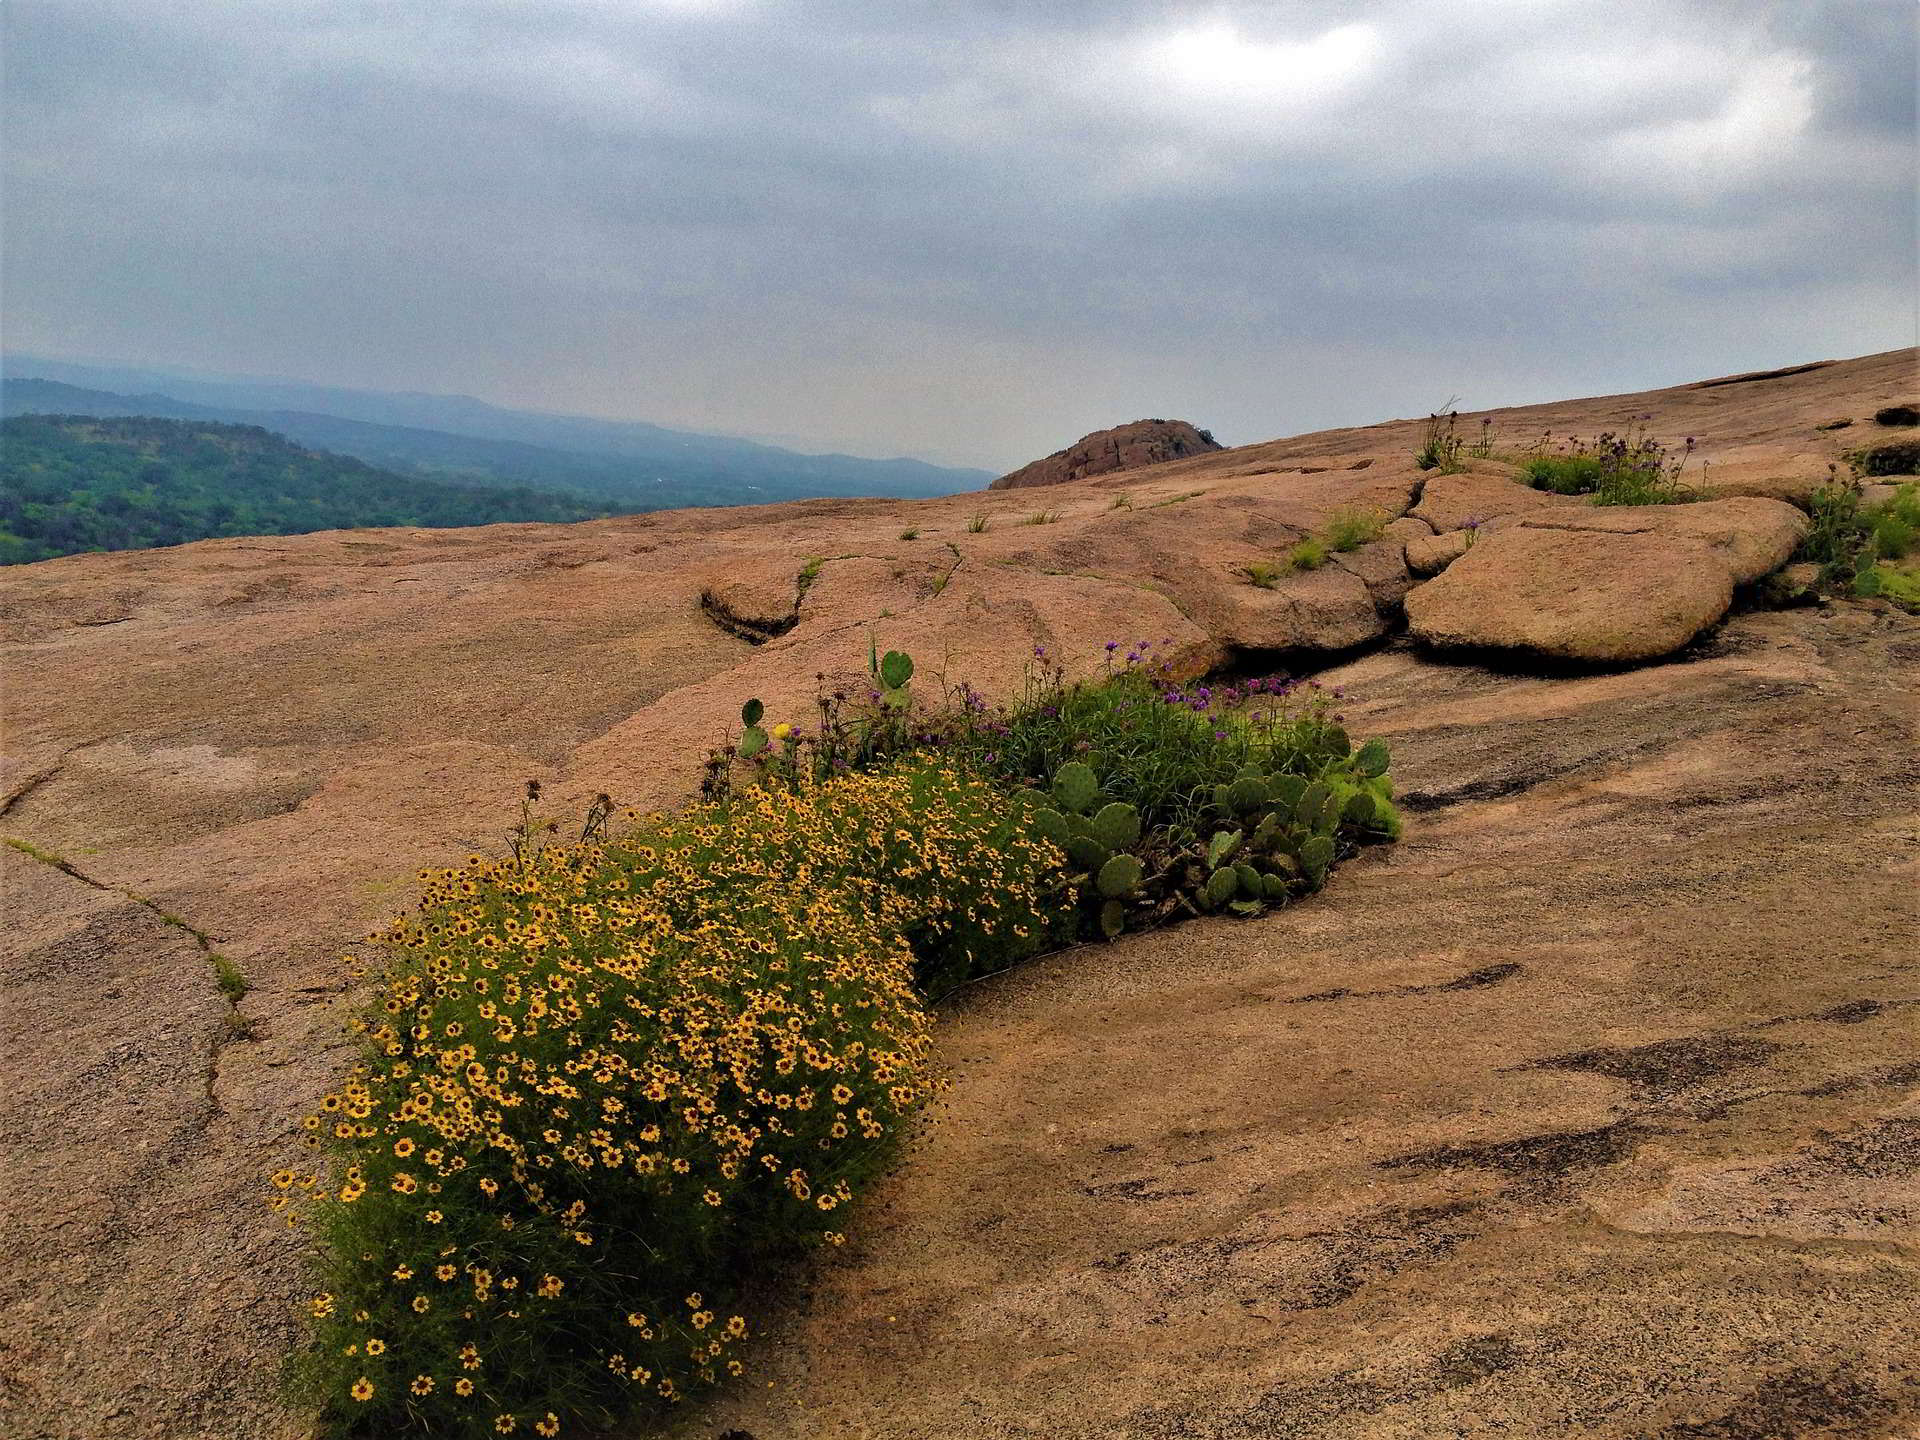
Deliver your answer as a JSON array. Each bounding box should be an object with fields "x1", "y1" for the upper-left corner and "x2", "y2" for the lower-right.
[{"x1": 4, "y1": 0, "x2": 1913, "y2": 468}]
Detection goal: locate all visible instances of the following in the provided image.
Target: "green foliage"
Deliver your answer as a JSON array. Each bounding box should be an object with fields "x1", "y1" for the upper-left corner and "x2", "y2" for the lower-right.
[
  {"x1": 1089, "y1": 801, "x2": 1142, "y2": 850},
  {"x1": 1241, "y1": 560, "x2": 1283, "y2": 588},
  {"x1": 1354, "y1": 737, "x2": 1390, "y2": 778},
  {"x1": 967, "y1": 512, "x2": 990, "y2": 533},
  {"x1": 1096, "y1": 853, "x2": 1145, "y2": 898},
  {"x1": 0, "y1": 415, "x2": 616, "y2": 564},
  {"x1": 1415, "y1": 410, "x2": 1465, "y2": 473},
  {"x1": 1852, "y1": 438, "x2": 1920, "y2": 476},
  {"x1": 0, "y1": 375, "x2": 991, "y2": 509},
  {"x1": 898, "y1": 528, "x2": 919, "y2": 540},
  {"x1": 1854, "y1": 562, "x2": 1920, "y2": 611},
  {"x1": 1797, "y1": 479, "x2": 1919, "y2": 588},
  {"x1": 877, "y1": 650, "x2": 914, "y2": 691},
  {"x1": 1518, "y1": 423, "x2": 1696, "y2": 505},
  {"x1": 1052, "y1": 761, "x2": 1099, "y2": 813},
  {"x1": 796, "y1": 557, "x2": 825, "y2": 597},
  {"x1": 1024, "y1": 509, "x2": 1060, "y2": 525},
  {"x1": 211, "y1": 954, "x2": 249, "y2": 1003},
  {"x1": 290, "y1": 644, "x2": 1403, "y2": 1434},
  {"x1": 285, "y1": 760, "x2": 1060, "y2": 1439},
  {"x1": 1324, "y1": 507, "x2": 1387, "y2": 552},
  {"x1": 1287, "y1": 536, "x2": 1329, "y2": 571}
]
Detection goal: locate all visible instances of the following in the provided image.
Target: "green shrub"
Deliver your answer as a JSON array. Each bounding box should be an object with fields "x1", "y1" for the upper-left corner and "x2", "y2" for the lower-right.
[
  {"x1": 282, "y1": 761, "x2": 1058, "y2": 1438},
  {"x1": 1241, "y1": 561, "x2": 1282, "y2": 588},
  {"x1": 1854, "y1": 563, "x2": 1920, "y2": 612},
  {"x1": 1519, "y1": 424, "x2": 1695, "y2": 505},
  {"x1": 1519, "y1": 454, "x2": 1606, "y2": 495},
  {"x1": 1287, "y1": 536, "x2": 1329, "y2": 570},
  {"x1": 1324, "y1": 507, "x2": 1387, "y2": 552},
  {"x1": 967, "y1": 512, "x2": 989, "y2": 533},
  {"x1": 211, "y1": 954, "x2": 249, "y2": 1002},
  {"x1": 286, "y1": 643, "x2": 1401, "y2": 1437},
  {"x1": 1799, "y1": 479, "x2": 1920, "y2": 586},
  {"x1": 1414, "y1": 410, "x2": 1464, "y2": 473}
]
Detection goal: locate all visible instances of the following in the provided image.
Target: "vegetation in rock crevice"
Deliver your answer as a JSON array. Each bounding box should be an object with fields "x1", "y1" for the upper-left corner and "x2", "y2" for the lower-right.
[
  {"x1": 280, "y1": 642, "x2": 1398, "y2": 1438},
  {"x1": 1797, "y1": 477, "x2": 1920, "y2": 611}
]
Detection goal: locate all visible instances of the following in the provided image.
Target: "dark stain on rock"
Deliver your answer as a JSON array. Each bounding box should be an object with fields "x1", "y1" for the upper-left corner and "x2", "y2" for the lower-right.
[
  {"x1": 1753, "y1": 998, "x2": 1889, "y2": 1029},
  {"x1": 1084, "y1": 1176, "x2": 1199, "y2": 1203},
  {"x1": 1801, "y1": 1060, "x2": 1920, "y2": 1099},
  {"x1": 1379, "y1": 1120, "x2": 1651, "y2": 1189},
  {"x1": 1646, "y1": 1367, "x2": 1903, "y2": 1438},
  {"x1": 1423, "y1": 962, "x2": 1524, "y2": 993},
  {"x1": 1288, "y1": 963, "x2": 1522, "y2": 1005},
  {"x1": 1292, "y1": 1201, "x2": 1483, "y2": 1310},
  {"x1": 1787, "y1": 1117, "x2": 1920, "y2": 1182},
  {"x1": 1527, "y1": 1035, "x2": 1779, "y2": 1102},
  {"x1": 1129, "y1": 1332, "x2": 1526, "y2": 1438},
  {"x1": 1803, "y1": 999, "x2": 1887, "y2": 1025}
]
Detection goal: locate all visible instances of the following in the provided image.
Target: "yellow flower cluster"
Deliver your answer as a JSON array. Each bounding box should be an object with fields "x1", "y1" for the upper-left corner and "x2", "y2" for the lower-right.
[{"x1": 282, "y1": 761, "x2": 1060, "y2": 1438}]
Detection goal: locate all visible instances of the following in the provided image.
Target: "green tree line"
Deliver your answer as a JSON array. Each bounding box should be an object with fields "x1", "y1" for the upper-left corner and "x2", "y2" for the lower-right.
[{"x1": 0, "y1": 414, "x2": 621, "y2": 564}]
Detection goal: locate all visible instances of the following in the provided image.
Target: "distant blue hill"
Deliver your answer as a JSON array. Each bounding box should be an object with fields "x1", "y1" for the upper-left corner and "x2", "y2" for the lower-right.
[{"x1": 1, "y1": 356, "x2": 992, "y2": 504}]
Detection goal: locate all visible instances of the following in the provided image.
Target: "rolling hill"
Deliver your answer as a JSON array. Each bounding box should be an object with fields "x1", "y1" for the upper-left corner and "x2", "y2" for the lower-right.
[
  {"x1": 1, "y1": 357, "x2": 994, "y2": 503},
  {"x1": 0, "y1": 413, "x2": 619, "y2": 563}
]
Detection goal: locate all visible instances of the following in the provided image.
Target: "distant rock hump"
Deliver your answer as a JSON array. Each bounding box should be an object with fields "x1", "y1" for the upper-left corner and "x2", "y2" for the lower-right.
[{"x1": 990, "y1": 418, "x2": 1223, "y2": 490}]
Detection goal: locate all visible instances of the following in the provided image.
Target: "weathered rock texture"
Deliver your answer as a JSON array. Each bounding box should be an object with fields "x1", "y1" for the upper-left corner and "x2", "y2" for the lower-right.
[
  {"x1": 991, "y1": 417, "x2": 1223, "y2": 489},
  {"x1": 1404, "y1": 498, "x2": 1812, "y2": 663},
  {"x1": 1, "y1": 346, "x2": 1915, "y2": 1440}
]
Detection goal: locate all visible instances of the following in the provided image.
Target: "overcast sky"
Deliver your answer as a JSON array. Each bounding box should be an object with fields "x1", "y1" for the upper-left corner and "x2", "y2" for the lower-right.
[{"x1": 4, "y1": 1, "x2": 1914, "y2": 469}]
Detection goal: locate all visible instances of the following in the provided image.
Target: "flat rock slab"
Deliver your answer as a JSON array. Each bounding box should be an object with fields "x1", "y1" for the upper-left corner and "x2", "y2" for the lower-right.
[
  {"x1": 1500, "y1": 496, "x2": 1809, "y2": 585},
  {"x1": 1406, "y1": 526, "x2": 1735, "y2": 663}
]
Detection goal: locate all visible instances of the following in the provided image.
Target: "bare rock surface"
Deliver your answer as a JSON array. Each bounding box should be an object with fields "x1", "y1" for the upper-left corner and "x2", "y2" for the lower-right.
[
  {"x1": 1405, "y1": 526, "x2": 1737, "y2": 663},
  {"x1": 1, "y1": 347, "x2": 1916, "y2": 1440},
  {"x1": 694, "y1": 605, "x2": 1920, "y2": 1440},
  {"x1": 1404, "y1": 528, "x2": 1473, "y2": 576},
  {"x1": 991, "y1": 418, "x2": 1223, "y2": 490},
  {"x1": 1495, "y1": 495, "x2": 1811, "y2": 585}
]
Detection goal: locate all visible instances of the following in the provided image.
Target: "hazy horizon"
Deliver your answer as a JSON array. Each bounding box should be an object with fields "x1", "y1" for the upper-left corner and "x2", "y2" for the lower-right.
[{"x1": 5, "y1": 1, "x2": 1915, "y2": 471}]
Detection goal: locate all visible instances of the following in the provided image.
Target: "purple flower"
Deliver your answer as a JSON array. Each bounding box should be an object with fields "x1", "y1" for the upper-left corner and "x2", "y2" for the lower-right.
[{"x1": 1105, "y1": 640, "x2": 1119, "y2": 652}]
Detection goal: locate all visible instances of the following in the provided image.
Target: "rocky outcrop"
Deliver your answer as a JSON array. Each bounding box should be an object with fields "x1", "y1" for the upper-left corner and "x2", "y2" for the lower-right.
[
  {"x1": 1405, "y1": 526, "x2": 1474, "y2": 575},
  {"x1": 991, "y1": 418, "x2": 1222, "y2": 490},
  {"x1": 695, "y1": 605, "x2": 1920, "y2": 1440},
  {"x1": 1405, "y1": 526, "x2": 1736, "y2": 663},
  {"x1": 1405, "y1": 498, "x2": 1808, "y2": 663},
  {"x1": 1, "y1": 346, "x2": 1915, "y2": 1440}
]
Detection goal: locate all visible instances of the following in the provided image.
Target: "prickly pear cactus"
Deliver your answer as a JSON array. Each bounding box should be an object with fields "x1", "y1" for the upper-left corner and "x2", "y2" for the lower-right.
[
  {"x1": 1090, "y1": 802, "x2": 1141, "y2": 850},
  {"x1": 1052, "y1": 761, "x2": 1099, "y2": 813},
  {"x1": 1097, "y1": 853, "x2": 1145, "y2": 899}
]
